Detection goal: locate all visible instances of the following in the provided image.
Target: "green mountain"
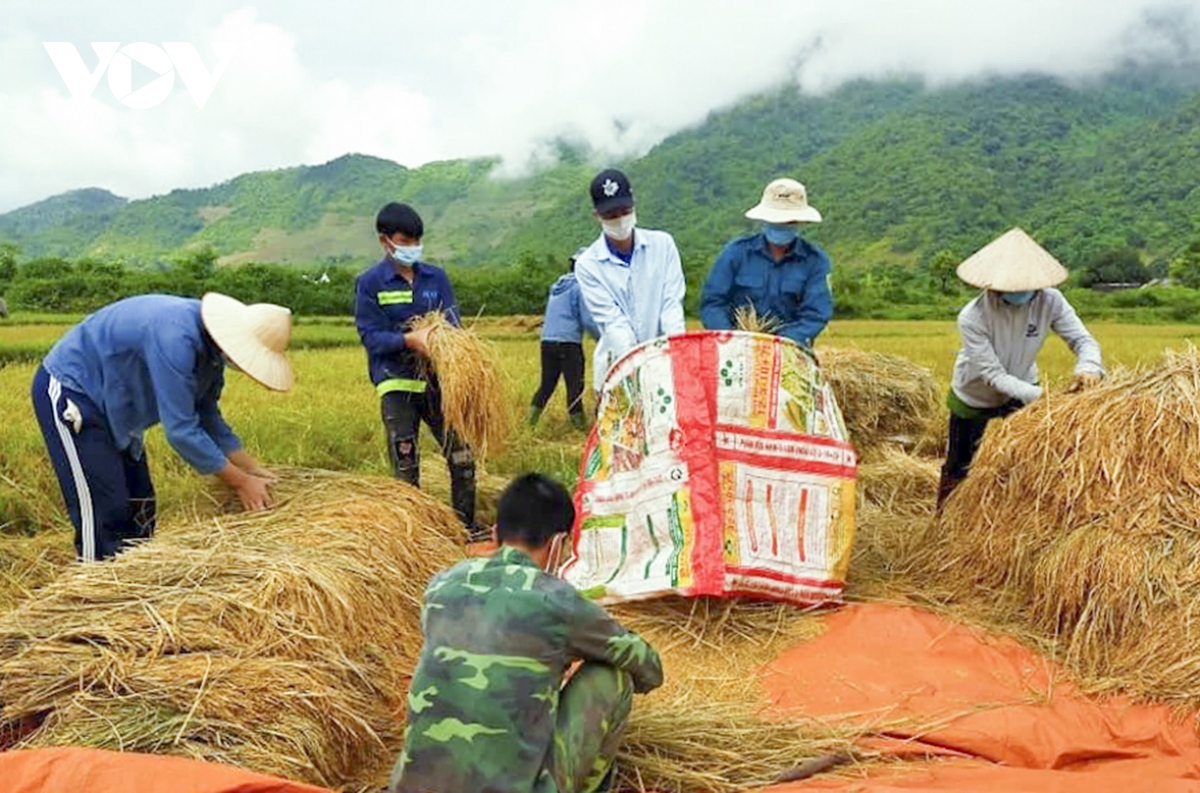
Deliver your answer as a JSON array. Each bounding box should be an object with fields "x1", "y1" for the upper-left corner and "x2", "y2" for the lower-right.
[
  {"x1": 3, "y1": 64, "x2": 1200, "y2": 273},
  {"x1": 0, "y1": 188, "x2": 128, "y2": 252}
]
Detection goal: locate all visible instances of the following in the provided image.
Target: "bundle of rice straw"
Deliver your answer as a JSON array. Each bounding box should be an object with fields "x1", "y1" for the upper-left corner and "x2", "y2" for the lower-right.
[
  {"x1": 733, "y1": 304, "x2": 783, "y2": 335},
  {"x1": 925, "y1": 349, "x2": 1200, "y2": 707},
  {"x1": 819, "y1": 348, "x2": 942, "y2": 460},
  {"x1": 410, "y1": 312, "x2": 514, "y2": 458},
  {"x1": 0, "y1": 468, "x2": 463, "y2": 790}
]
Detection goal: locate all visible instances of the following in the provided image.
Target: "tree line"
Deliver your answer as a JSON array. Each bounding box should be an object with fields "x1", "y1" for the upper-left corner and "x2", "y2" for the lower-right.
[{"x1": 3, "y1": 235, "x2": 1200, "y2": 323}]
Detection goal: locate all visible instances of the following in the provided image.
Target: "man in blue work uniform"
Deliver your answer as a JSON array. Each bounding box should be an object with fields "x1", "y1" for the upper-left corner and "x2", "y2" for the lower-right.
[
  {"x1": 354, "y1": 202, "x2": 478, "y2": 535},
  {"x1": 30, "y1": 292, "x2": 293, "y2": 561},
  {"x1": 700, "y1": 178, "x2": 833, "y2": 350},
  {"x1": 530, "y1": 247, "x2": 600, "y2": 430},
  {"x1": 574, "y1": 169, "x2": 687, "y2": 391}
]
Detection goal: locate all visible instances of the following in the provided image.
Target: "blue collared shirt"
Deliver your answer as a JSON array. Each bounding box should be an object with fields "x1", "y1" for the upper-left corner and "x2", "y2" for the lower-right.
[
  {"x1": 574, "y1": 228, "x2": 687, "y2": 367},
  {"x1": 354, "y1": 258, "x2": 461, "y2": 387},
  {"x1": 42, "y1": 295, "x2": 240, "y2": 475},
  {"x1": 700, "y1": 233, "x2": 834, "y2": 348},
  {"x1": 541, "y1": 274, "x2": 599, "y2": 343}
]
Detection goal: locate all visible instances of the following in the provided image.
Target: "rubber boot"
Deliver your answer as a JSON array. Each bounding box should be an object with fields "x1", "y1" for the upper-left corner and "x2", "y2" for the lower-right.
[{"x1": 528, "y1": 405, "x2": 543, "y2": 427}]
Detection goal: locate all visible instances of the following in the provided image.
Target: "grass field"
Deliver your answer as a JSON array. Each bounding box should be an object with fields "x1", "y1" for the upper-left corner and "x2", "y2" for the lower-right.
[{"x1": 2, "y1": 315, "x2": 1196, "y2": 535}]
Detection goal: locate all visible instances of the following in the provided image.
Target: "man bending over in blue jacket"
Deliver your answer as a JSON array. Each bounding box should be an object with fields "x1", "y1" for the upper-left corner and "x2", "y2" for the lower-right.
[{"x1": 31, "y1": 292, "x2": 293, "y2": 561}]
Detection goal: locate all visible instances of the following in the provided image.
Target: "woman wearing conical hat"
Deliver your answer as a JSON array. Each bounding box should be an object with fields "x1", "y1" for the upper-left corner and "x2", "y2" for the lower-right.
[
  {"x1": 31, "y1": 292, "x2": 293, "y2": 561},
  {"x1": 937, "y1": 229, "x2": 1105, "y2": 508}
]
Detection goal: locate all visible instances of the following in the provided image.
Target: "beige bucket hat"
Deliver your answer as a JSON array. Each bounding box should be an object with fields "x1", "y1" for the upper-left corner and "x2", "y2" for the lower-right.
[
  {"x1": 745, "y1": 178, "x2": 822, "y2": 224},
  {"x1": 956, "y1": 227, "x2": 1068, "y2": 291},
  {"x1": 200, "y1": 292, "x2": 294, "y2": 391}
]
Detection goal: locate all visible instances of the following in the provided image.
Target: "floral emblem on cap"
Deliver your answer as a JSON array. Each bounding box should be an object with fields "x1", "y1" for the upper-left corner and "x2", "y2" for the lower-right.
[{"x1": 603, "y1": 178, "x2": 619, "y2": 197}]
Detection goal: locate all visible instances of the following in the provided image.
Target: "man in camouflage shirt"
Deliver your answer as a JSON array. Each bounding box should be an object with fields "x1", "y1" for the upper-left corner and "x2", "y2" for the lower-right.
[{"x1": 390, "y1": 474, "x2": 664, "y2": 793}]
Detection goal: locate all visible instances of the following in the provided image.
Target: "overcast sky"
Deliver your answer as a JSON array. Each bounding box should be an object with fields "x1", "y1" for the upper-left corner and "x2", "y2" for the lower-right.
[{"x1": 0, "y1": 0, "x2": 1196, "y2": 213}]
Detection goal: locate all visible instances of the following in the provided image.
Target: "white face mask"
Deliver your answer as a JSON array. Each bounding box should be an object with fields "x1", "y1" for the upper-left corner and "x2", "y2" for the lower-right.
[
  {"x1": 600, "y1": 211, "x2": 637, "y2": 242},
  {"x1": 390, "y1": 243, "x2": 422, "y2": 265}
]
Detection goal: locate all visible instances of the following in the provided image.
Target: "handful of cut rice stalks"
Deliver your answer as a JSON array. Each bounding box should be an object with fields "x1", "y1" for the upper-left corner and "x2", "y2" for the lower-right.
[
  {"x1": 410, "y1": 312, "x2": 514, "y2": 458},
  {"x1": 733, "y1": 304, "x2": 783, "y2": 335}
]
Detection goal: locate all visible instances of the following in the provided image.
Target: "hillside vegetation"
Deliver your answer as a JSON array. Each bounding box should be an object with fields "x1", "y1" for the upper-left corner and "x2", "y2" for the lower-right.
[{"x1": 3, "y1": 65, "x2": 1198, "y2": 275}]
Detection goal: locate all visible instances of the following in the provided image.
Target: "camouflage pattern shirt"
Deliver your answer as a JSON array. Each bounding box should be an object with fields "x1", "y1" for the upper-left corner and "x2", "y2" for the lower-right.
[{"x1": 391, "y1": 545, "x2": 664, "y2": 793}]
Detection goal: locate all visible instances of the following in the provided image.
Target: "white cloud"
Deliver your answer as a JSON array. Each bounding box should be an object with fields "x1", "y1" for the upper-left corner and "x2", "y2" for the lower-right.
[
  {"x1": 0, "y1": 7, "x2": 439, "y2": 212},
  {"x1": 0, "y1": 0, "x2": 1195, "y2": 213},
  {"x1": 785, "y1": 0, "x2": 1191, "y2": 91}
]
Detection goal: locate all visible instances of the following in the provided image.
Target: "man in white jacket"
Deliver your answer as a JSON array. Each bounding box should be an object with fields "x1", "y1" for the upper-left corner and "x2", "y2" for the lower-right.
[
  {"x1": 937, "y1": 228, "x2": 1104, "y2": 507},
  {"x1": 574, "y1": 168, "x2": 687, "y2": 392}
]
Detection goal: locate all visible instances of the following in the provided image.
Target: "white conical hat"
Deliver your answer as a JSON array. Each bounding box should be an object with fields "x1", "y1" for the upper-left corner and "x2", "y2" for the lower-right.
[
  {"x1": 956, "y1": 228, "x2": 1068, "y2": 291},
  {"x1": 201, "y1": 292, "x2": 294, "y2": 391},
  {"x1": 745, "y1": 178, "x2": 822, "y2": 224}
]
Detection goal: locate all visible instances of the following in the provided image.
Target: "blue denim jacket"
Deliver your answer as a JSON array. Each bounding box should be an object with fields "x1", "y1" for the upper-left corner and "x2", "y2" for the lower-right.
[{"x1": 700, "y1": 233, "x2": 833, "y2": 348}]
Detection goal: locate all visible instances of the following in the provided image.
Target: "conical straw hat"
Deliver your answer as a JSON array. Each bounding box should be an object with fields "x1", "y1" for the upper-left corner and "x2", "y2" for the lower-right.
[
  {"x1": 956, "y1": 228, "x2": 1068, "y2": 291},
  {"x1": 201, "y1": 292, "x2": 294, "y2": 391}
]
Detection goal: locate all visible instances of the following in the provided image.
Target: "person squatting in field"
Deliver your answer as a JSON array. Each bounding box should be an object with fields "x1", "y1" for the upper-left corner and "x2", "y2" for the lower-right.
[
  {"x1": 529, "y1": 247, "x2": 600, "y2": 430},
  {"x1": 30, "y1": 293, "x2": 293, "y2": 561},
  {"x1": 353, "y1": 202, "x2": 482, "y2": 539},
  {"x1": 389, "y1": 473, "x2": 664, "y2": 793},
  {"x1": 937, "y1": 228, "x2": 1104, "y2": 508},
  {"x1": 700, "y1": 177, "x2": 834, "y2": 351},
  {"x1": 574, "y1": 168, "x2": 687, "y2": 394}
]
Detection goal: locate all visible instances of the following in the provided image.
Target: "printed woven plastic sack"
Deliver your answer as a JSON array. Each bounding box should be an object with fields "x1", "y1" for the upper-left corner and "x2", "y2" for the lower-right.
[{"x1": 560, "y1": 330, "x2": 856, "y2": 606}]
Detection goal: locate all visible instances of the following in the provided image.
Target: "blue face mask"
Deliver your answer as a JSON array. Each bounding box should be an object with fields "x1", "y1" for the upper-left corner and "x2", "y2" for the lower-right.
[
  {"x1": 390, "y1": 243, "x2": 422, "y2": 265},
  {"x1": 1000, "y1": 290, "x2": 1036, "y2": 306},
  {"x1": 763, "y1": 223, "x2": 799, "y2": 246}
]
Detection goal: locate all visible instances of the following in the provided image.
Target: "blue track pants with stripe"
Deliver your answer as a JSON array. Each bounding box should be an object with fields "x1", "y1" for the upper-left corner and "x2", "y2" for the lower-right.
[{"x1": 30, "y1": 364, "x2": 156, "y2": 561}]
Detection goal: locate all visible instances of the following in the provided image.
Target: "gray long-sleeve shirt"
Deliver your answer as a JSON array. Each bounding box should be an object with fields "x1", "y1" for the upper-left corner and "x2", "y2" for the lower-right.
[{"x1": 951, "y1": 289, "x2": 1104, "y2": 409}]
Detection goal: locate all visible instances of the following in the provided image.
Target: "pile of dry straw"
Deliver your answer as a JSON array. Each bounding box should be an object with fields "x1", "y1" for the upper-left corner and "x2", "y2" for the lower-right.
[
  {"x1": 0, "y1": 469, "x2": 464, "y2": 789},
  {"x1": 0, "y1": 469, "x2": 888, "y2": 792},
  {"x1": 410, "y1": 312, "x2": 514, "y2": 458},
  {"x1": 921, "y1": 349, "x2": 1200, "y2": 707}
]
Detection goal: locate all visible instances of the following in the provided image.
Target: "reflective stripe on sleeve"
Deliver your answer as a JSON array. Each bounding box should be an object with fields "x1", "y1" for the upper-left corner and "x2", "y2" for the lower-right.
[{"x1": 378, "y1": 290, "x2": 414, "y2": 305}]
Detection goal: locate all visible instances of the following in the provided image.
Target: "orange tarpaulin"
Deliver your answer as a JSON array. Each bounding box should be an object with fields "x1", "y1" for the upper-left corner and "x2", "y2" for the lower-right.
[
  {"x1": 760, "y1": 603, "x2": 1200, "y2": 792},
  {"x1": 0, "y1": 747, "x2": 333, "y2": 793}
]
